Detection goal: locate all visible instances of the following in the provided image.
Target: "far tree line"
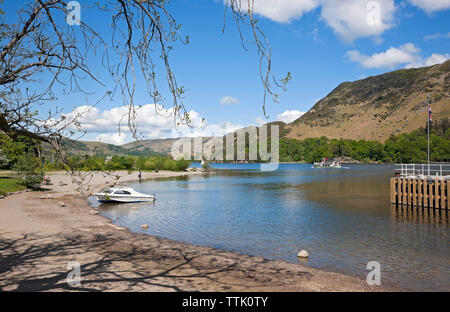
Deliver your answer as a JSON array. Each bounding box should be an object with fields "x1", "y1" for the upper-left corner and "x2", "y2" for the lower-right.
[{"x1": 279, "y1": 118, "x2": 449, "y2": 163}]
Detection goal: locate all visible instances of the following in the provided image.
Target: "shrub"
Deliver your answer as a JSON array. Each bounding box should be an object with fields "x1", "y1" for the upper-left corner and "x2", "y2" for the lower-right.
[
  {"x1": 13, "y1": 154, "x2": 45, "y2": 189},
  {"x1": 176, "y1": 159, "x2": 190, "y2": 171},
  {"x1": 144, "y1": 160, "x2": 156, "y2": 170},
  {"x1": 163, "y1": 159, "x2": 178, "y2": 171}
]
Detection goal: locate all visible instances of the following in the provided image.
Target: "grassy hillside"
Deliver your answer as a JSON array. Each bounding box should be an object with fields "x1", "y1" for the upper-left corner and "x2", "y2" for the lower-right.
[
  {"x1": 285, "y1": 60, "x2": 450, "y2": 142},
  {"x1": 60, "y1": 139, "x2": 164, "y2": 157}
]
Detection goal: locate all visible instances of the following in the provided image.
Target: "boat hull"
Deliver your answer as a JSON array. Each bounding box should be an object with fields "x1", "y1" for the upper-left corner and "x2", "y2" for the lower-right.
[{"x1": 94, "y1": 194, "x2": 155, "y2": 203}]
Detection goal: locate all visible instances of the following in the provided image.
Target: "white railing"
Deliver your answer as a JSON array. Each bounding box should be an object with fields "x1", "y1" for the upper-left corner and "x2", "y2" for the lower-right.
[{"x1": 395, "y1": 163, "x2": 450, "y2": 178}]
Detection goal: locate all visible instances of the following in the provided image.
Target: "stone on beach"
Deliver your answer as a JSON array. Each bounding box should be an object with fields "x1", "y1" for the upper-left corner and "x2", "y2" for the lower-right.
[
  {"x1": 58, "y1": 201, "x2": 65, "y2": 207},
  {"x1": 46, "y1": 194, "x2": 54, "y2": 199},
  {"x1": 106, "y1": 223, "x2": 126, "y2": 230},
  {"x1": 40, "y1": 195, "x2": 47, "y2": 199},
  {"x1": 89, "y1": 210, "x2": 99, "y2": 215},
  {"x1": 140, "y1": 224, "x2": 149, "y2": 229},
  {"x1": 297, "y1": 250, "x2": 309, "y2": 258}
]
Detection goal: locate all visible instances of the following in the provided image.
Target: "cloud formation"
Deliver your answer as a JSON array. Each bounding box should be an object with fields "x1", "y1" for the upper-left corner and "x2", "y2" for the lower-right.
[
  {"x1": 228, "y1": 0, "x2": 397, "y2": 42},
  {"x1": 424, "y1": 32, "x2": 450, "y2": 40},
  {"x1": 408, "y1": 0, "x2": 450, "y2": 13},
  {"x1": 236, "y1": 0, "x2": 319, "y2": 23},
  {"x1": 61, "y1": 104, "x2": 243, "y2": 145},
  {"x1": 346, "y1": 43, "x2": 449, "y2": 69},
  {"x1": 276, "y1": 110, "x2": 305, "y2": 123},
  {"x1": 320, "y1": 0, "x2": 396, "y2": 42},
  {"x1": 219, "y1": 96, "x2": 240, "y2": 105}
]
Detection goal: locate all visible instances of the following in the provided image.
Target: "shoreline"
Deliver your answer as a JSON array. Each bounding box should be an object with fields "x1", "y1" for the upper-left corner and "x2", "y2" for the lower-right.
[{"x1": 0, "y1": 170, "x2": 394, "y2": 291}]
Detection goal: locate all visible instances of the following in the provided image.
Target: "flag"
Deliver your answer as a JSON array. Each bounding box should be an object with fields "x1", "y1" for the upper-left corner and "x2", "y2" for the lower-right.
[{"x1": 428, "y1": 103, "x2": 432, "y2": 122}]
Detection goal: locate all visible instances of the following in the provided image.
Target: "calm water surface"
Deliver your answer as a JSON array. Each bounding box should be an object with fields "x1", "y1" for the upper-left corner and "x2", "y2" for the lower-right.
[{"x1": 97, "y1": 164, "x2": 449, "y2": 291}]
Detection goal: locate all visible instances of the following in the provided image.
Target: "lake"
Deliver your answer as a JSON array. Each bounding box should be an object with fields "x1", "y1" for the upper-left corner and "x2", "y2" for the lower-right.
[{"x1": 97, "y1": 163, "x2": 449, "y2": 291}]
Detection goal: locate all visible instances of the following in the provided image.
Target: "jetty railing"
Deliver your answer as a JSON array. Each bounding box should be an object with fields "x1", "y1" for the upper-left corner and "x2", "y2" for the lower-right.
[
  {"x1": 394, "y1": 163, "x2": 450, "y2": 178},
  {"x1": 391, "y1": 163, "x2": 449, "y2": 210}
]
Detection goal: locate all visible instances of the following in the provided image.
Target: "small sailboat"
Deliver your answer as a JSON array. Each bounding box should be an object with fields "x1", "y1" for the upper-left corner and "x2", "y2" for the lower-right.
[{"x1": 94, "y1": 186, "x2": 155, "y2": 203}]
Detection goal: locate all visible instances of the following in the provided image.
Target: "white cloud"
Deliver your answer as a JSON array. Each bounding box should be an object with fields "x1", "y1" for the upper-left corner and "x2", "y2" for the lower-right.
[
  {"x1": 232, "y1": 0, "x2": 319, "y2": 23},
  {"x1": 60, "y1": 104, "x2": 244, "y2": 144},
  {"x1": 408, "y1": 0, "x2": 450, "y2": 13},
  {"x1": 346, "y1": 43, "x2": 449, "y2": 69},
  {"x1": 96, "y1": 133, "x2": 127, "y2": 145},
  {"x1": 276, "y1": 110, "x2": 305, "y2": 123},
  {"x1": 424, "y1": 32, "x2": 450, "y2": 40},
  {"x1": 346, "y1": 43, "x2": 419, "y2": 68},
  {"x1": 227, "y1": 1, "x2": 396, "y2": 42},
  {"x1": 405, "y1": 53, "x2": 450, "y2": 68},
  {"x1": 254, "y1": 116, "x2": 268, "y2": 126},
  {"x1": 320, "y1": 0, "x2": 397, "y2": 42},
  {"x1": 219, "y1": 96, "x2": 240, "y2": 105}
]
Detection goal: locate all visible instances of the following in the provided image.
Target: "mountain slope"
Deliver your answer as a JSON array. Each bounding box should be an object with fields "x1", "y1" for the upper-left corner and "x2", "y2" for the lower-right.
[
  {"x1": 60, "y1": 139, "x2": 163, "y2": 156},
  {"x1": 285, "y1": 60, "x2": 450, "y2": 142},
  {"x1": 120, "y1": 137, "x2": 216, "y2": 155}
]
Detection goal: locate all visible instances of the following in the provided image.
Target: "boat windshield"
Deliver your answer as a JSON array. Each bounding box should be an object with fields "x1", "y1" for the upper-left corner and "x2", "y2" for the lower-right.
[{"x1": 99, "y1": 187, "x2": 114, "y2": 194}]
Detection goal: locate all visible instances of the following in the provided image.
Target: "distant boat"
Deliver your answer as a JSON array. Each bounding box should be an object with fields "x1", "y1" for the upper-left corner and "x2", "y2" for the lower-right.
[
  {"x1": 94, "y1": 186, "x2": 155, "y2": 203},
  {"x1": 313, "y1": 158, "x2": 342, "y2": 169}
]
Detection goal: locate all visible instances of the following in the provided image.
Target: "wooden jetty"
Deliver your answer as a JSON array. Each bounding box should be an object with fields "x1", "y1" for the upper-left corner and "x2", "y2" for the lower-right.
[{"x1": 390, "y1": 164, "x2": 449, "y2": 209}]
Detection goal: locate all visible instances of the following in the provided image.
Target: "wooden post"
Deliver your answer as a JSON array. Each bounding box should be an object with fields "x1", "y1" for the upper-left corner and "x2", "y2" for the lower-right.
[
  {"x1": 434, "y1": 180, "x2": 440, "y2": 209},
  {"x1": 409, "y1": 179, "x2": 413, "y2": 206},
  {"x1": 447, "y1": 180, "x2": 450, "y2": 209},
  {"x1": 423, "y1": 179, "x2": 428, "y2": 208},
  {"x1": 429, "y1": 180, "x2": 434, "y2": 208},
  {"x1": 441, "y1": 180, "x2": 446, "y2": 209},
  {"x1": 413, "y1": 179, "x2": 417, "y2": 207},
  {"x1": 390, "y1": 178, "x2": 396, "y2": 204},
  {"x1": 418, "y1": 179, "x2": 423, "y2": 207},
  {"x1": 402, "y1": 179, "x2": 408, "y2": 205}
]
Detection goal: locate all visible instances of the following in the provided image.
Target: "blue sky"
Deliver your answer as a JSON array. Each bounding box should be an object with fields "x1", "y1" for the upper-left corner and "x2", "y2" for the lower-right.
[{"x1": 3, "y1": 0, "x2": 450, "y2": 144}]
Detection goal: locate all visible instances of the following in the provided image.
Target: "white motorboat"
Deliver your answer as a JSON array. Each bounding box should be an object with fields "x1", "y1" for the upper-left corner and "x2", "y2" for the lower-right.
[
  {"x1": 94, "y1": 186, "x2": 155, "y2": 203},
  {"x1": 312, "y1": 158, "x2": 342, "y2": 168}
]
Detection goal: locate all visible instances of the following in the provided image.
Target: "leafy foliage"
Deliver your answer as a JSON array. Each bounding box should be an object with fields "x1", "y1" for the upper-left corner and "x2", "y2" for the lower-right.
[
  {"x1": 42, "y1": 154, "x2": 191, "y2": 172},
  {"x1": 280, "y1": 119, "x2": 450, "y2": 163},
  {"x1": 13, "y1": 153, "x2": 44, "y2": 189}
]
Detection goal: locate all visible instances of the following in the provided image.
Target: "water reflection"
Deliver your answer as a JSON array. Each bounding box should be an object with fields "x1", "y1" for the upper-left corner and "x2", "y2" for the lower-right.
[
  {"x1": 96, "y1": 163, "x2": 449, "y2": 291},
  {"x1": 391, "y1": 204, "x2": 449, "y2": 225}
]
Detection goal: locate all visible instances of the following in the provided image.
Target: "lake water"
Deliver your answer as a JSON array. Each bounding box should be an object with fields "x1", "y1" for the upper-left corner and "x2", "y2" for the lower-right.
[{"x1": 97, "y1": 163, "x2": 449, "y2": 291}]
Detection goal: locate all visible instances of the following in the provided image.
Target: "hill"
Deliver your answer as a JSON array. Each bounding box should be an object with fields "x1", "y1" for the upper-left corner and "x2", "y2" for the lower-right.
[
  {"x1": 60, "y1": 139, "x2": 164, "y2": 157},
  {"x1": 285, "y1": 60, "x2": 450, "y2": 142}
]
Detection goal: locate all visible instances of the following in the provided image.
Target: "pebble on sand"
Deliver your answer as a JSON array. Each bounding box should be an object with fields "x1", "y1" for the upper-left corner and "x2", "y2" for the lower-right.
[
  {"x1": 297, "y1": 250, "x2": 309, "y2": 258},
  {"x1": 58, "y1": 202, "x2": 65, "y2": 207},
  {"x1": 140, "y1": 224, "x2": 149, "y2": 229},
  {"x1": 89, "y1": 210, "x2": 99, "y2": 215},
  {"x1": 46, "y1": 194, "x2": 54, "y2": 199}
]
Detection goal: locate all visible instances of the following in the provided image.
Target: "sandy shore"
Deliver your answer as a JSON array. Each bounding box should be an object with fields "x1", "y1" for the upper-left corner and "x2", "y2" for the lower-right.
[{"x1": 0, "y1": 170, "x2": 390, "y2": 291}]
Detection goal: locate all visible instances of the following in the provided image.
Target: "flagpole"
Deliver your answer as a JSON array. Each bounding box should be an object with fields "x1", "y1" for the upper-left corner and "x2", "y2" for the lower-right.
[{"x1": 427, "y1": 95, "x2": 430, "y2": 176}]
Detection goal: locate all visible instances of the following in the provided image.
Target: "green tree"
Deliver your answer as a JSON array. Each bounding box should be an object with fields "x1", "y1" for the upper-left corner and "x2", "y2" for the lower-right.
[
  {"x1": 176, "y1": 159, "x2": 190, "y2": 171},
  {"x1": 0, "y1": 148, "x2": 9, "y2": 169},
  {"x1": 13, "y1": 153, "x2": 44, "y2": 189}
]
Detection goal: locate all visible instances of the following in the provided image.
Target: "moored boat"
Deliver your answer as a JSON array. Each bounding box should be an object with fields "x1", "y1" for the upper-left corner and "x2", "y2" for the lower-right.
[
  {"x1": 312, "y1": 157, "x2": 342, "y2": 168},
  {"x1": 94, "y1": 186, "x2": 155, "y2": 203}
]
